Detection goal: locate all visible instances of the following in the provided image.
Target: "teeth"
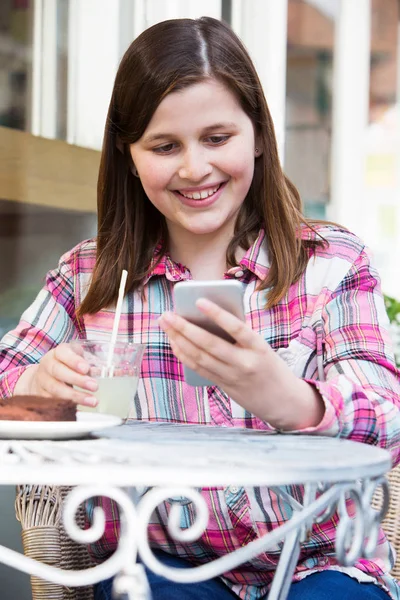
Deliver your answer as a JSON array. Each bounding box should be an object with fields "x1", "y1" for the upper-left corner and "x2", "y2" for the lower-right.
[{"x1": 180, "y1": 185, "x2": 220, "y2": 200}]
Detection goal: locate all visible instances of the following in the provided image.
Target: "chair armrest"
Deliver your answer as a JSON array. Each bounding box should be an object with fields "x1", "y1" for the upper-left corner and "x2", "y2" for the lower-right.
[{"x1": 15, "y1": 485, "x2": 94, "y2": 600}]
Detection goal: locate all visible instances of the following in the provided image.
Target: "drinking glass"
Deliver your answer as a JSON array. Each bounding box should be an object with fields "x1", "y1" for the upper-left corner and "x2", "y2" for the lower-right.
[{"x1": 71, "y1": 340, "x2": 145, "y2": 418}]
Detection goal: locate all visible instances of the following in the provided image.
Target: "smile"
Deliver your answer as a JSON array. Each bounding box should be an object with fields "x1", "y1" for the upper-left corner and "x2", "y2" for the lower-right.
[
  {"x1": 177, "y1": 184, "x2": 221, "y2": 200},
  {"x1": 172, "y1": 182, "x2": 227, "y2": 209}
]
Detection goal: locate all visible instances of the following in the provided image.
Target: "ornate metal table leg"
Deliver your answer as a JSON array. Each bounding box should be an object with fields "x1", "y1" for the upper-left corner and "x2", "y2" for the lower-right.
[
  {"x1": 112, "y1": 564, "x2": 151, "y2": 600},
  {"x1": 111, "y1": 488, "x2": 152, "y2": 600},
  {"x1": 267, "y1": 529, "x2": 302, "y2": 600}
]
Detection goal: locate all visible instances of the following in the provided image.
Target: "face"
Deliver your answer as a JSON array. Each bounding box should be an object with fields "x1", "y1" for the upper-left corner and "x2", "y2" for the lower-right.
[{"x1": 130, "y1": 78, "x2": 260, "y2": 244}]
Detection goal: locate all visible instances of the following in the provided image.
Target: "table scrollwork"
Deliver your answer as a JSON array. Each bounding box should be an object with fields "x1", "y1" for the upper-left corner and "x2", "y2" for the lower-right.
[
  {"x1": 335, "y1": 477, "x2": 390, "y2": 566},
  {"x1": 135, "y1": 480, "x2": 384, "y2": 586},
  {"x1": 362, "y1": 476, "x2": 390, "y2": 559}
]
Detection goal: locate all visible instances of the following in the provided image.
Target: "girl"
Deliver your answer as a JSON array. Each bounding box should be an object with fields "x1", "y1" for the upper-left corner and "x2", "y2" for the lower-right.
[{"x1": 1, "y1": 16, "x2": 399, "y2": 600}]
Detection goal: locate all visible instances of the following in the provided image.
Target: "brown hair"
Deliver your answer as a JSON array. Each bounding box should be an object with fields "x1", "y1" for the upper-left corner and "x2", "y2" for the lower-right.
[{"x1": 78, "y1": 16, "x2": 326, "y2": 316}]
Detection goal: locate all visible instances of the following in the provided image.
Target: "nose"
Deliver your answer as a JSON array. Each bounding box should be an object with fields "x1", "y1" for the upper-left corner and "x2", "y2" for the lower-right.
[{"x1": 178, "y1": 147, "x2": 213, "y2": 182}]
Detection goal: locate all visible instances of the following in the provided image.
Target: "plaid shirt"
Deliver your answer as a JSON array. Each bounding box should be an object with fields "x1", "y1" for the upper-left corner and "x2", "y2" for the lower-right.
[{"x1": 1, "y1": 226, "x2": 400, "y2": 599}]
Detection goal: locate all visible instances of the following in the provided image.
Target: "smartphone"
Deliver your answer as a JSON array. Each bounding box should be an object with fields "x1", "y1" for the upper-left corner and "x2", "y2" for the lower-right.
[{"x1": 173, "y1": 280, "x2": 245, "y2": 387}]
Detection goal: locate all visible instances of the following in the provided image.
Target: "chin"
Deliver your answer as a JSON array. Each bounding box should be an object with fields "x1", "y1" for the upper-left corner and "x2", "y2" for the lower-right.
[
  {"x1": 185, "y1": 224, "x2": 224, "y2": 236},
  {"x1": 181, "y1": 215, "x2": 231, "y2": 235}
]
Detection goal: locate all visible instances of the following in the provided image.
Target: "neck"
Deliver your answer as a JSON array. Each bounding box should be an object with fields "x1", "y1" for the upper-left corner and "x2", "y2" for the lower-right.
[{"x1": 168, "y1": 228, "x2": 241, "y2": 280}]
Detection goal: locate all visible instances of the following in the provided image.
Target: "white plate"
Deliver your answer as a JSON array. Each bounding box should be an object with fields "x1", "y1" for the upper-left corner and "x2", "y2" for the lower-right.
[{"x1": 0, "y1": 412, "x2": 122, "y2": 440}]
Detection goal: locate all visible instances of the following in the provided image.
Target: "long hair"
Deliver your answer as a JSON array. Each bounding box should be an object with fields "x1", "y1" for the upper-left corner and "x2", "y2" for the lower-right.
[{"x1": 78, "y1": 16, "x2": 325, "y2": 316}]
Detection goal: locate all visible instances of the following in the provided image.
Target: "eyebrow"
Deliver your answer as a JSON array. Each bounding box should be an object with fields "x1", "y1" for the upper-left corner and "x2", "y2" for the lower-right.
[{"x1": 143, "y1": 122, "x2": 238, "y2": 144}]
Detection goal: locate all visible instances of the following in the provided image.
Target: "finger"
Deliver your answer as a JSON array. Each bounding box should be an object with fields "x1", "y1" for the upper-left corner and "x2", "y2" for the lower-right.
[
  {"x1": 38, "y1": 373, "x2": 97, "y2": 407},
  {"x1": 46, "y1": 360, "x2": 98, "y2": 394},
  {"x1": 160, "y1": 312, "x2": 241, "y2": 365},
  {"x1": 196, "y1": 298, "x2": 265, "y2": 349},
  {"x1": 54, "y1": 343, "x2": 90, "y2": 375},
  {"x1": 170, "y1": 335, "x2": 235, "y2": 384}
]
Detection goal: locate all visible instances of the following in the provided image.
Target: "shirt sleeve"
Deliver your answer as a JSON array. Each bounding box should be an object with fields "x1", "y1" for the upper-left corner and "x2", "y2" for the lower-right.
[
  {"x1": 288, "y1": 246, "x2": 400, "y2": 465},
  {"x1": 0, "y1": 250, "x2": 83, "y2": 398}
]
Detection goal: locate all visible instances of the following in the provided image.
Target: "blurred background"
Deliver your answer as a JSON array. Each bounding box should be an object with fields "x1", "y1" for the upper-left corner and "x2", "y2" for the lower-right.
[
  {"x1": 0, "y1": 1, "x2": 399, "y2": 595},
  {"x1": 0, "y1": 0, "x2": 399, "y2": 332}
]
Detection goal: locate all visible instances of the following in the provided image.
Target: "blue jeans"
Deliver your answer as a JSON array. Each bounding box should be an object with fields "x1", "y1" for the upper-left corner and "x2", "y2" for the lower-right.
[{"x1": 94, "y1": 550, "x2": 390, "y2": 600}]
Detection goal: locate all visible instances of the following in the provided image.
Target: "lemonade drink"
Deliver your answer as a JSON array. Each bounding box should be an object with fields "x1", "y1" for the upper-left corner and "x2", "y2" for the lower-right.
[
  {"x1": 72, "y1": 340, "x2": 145, "y2": 418},
  {"x1": 96, "y1": 375, "x2": 138, "y2": 417},
  {"x1": 77, "y1": 375, "x2": 139, "y2": 418}
]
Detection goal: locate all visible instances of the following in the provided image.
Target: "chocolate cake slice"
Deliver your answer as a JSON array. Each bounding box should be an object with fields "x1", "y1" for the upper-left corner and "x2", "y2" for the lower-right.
[{"x1": 0, "y1": 396, "x2": 77, "y2": 421}]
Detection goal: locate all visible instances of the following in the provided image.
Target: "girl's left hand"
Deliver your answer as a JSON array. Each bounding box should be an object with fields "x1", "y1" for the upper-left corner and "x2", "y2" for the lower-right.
[{"x1": 158, "y1": 298, "x2": 324, "y2": 430}]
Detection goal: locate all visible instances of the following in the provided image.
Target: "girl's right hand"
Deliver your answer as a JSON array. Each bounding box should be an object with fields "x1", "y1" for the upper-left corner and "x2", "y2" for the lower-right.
[{"x1": 15, "y1": 343, "x2": 98, "y2": 407}]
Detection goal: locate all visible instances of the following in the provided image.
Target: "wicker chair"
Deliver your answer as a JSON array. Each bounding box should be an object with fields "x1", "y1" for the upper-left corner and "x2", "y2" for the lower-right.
[
  {"x1": 15, "y1": 485, "x2": 94, "y2": 599},
  {"x1": 15, "y1": 466, "x2": 400, "y2": 599},
  {"x1": 372, "y1": 463, "x2": 400, "y2": 580}
]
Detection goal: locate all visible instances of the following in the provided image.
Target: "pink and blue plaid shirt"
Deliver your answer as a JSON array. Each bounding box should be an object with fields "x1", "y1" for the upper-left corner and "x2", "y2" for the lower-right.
[{"x1": 1, "y1": 226, "x2": 400, "y2": 599}]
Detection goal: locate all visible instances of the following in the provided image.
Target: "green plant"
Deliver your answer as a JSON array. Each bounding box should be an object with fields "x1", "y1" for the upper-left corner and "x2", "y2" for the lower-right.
[
  {"x1": 384, "y1": 294, "x2": 400, "y2": 367},
  {"x1": 384, "y1": 295, "x2": 400, "y2": 325}
]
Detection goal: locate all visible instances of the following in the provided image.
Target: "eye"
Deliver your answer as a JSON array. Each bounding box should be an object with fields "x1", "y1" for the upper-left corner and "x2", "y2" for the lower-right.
[
  {"x1": 152, "y1": 143, "x2": 177, "y2": 154},
  {"x1": 205, "y1": 135, "x2": 230, "y2": 146}
]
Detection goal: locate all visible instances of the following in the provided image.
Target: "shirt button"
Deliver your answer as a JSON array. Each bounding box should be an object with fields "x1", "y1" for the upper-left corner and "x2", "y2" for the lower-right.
[
  {"x1": 229, "y1": 486, "x2": 239, "y2": 494},
  {"x1": 234, "y1": 270, "x2": 244, "y2": 278}
]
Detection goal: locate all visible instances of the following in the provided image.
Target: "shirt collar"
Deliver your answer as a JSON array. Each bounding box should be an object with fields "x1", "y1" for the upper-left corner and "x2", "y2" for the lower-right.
[
  {"x1": 238, "y1": 229, "x2": 270, "y2": 280},
  {"x1": 239, "y1": 226, "x2": 319, "y2": 280},
  {"x1": 143, "y1": 243, "x2": 191, "y2": 284},
  {"x1": 144, "y1": 230, "x2": 270, "y2": 284}
]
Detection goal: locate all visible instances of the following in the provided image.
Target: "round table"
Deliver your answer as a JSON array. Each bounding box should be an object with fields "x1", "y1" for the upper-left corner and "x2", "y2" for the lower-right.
[{"x1": 0, "y1": 421, "x2": 392, "y2": 600}]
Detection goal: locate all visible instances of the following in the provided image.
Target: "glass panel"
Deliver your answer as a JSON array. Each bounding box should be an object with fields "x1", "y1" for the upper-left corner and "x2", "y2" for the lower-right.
[
  {"x1": 0, "y1": 0, "x2": 33, "y2": 131},
  {"x1": 285, "y1": 0, "x2": 338, "y2": 219},
  {"x1": 0, "y1": 199, "x2": 97, "y2": 336},
  {"x1": 0, "y1": 0, "x2": 69, "y2": 138},
  {"x1": 365, "y1": 0, "x2": 400, "y2": 298}
]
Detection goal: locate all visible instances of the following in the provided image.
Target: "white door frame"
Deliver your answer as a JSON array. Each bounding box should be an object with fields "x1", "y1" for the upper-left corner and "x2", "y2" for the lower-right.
[
  {"x1": 232, "y1": 0, "x2": 288, "y2": 164},
  {"x1": 328, "y1": 0, "x2": 371, "y2": 234}
]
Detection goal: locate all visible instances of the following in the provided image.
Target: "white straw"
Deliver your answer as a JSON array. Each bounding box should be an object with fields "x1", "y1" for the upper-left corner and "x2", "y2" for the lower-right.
[{"x1": 106, "y1": 269, "x2": 128, "y2": 375}]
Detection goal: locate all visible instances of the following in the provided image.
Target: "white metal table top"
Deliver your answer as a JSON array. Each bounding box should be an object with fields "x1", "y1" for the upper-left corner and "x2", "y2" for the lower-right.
[{"x1": 0, "y1": 421, "x2": 391, "y2": 487}]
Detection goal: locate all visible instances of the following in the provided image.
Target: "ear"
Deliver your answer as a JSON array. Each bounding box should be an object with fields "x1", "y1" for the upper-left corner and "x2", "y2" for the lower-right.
[{"x1": 254, "y1": 139, "x2": 263, "y2": 157}]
